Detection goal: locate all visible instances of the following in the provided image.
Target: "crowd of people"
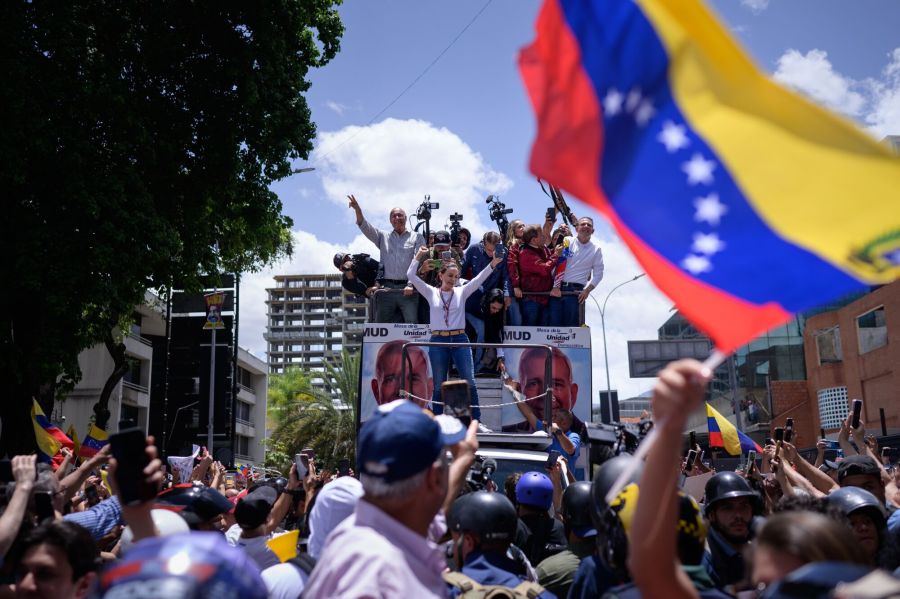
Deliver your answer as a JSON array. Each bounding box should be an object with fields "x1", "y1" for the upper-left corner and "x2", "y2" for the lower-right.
[
  {"x1": 333, "y1": 194, "x2": 605, "y2": 331},
  {"x1": 3, "y1": 363, "x2": 900, "y2": 597}
]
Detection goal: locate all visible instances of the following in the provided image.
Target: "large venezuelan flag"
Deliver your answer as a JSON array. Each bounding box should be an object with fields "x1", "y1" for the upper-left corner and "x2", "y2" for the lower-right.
[
  {"x1": 519, "y1": 0, "x2": 900, "y2": 352},
  {"x1": 707, "y1": 403, "x2": 761, "y2": 456},
  {"x1": 31, "y1": 399, "x2": 74, "y2": 464}
]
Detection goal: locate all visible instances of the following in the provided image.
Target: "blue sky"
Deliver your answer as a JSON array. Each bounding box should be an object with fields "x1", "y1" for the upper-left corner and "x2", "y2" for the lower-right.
[{"x1": 242, "y1": 0, "x2": 900, "y2": 400}]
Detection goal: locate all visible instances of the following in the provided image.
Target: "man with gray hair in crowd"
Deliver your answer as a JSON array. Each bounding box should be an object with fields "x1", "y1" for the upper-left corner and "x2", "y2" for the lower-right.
[{"x1": 304, "y1": 400, "x2": 478, "y2": 598}]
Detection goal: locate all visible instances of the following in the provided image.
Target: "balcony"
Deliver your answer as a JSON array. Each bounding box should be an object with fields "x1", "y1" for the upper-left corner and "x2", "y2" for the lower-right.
[
  {"x1": 124, "y1": 333, "x2": 153, "y2": 361},
  {"x1": 121, "y1": 380, "x2": 150, "y2": 408},
  {"x1": 237, "y1": 384, "x2": 256, "y2": 405},
  {"x1": 235, "y1": 418, "x2": 256, "y2": 437}
]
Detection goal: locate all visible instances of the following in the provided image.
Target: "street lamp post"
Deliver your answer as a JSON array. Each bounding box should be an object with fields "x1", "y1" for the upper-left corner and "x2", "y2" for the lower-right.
[{"x1": 595, "y1": 273, "x2": 646, "y2": 423}]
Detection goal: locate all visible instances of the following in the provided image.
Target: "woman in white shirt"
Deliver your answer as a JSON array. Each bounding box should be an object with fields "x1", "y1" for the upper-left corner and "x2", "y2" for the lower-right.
[{"x1": 407, "y1": 246, "x2": 503, "y2": 419}]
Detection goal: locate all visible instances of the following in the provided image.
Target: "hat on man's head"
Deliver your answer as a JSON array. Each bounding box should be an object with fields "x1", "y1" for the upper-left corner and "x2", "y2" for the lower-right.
[
  {"x1": 433, "y1": 231, "x2": 451, "y2": 246},
  {"x1": 837, "y1": 455, "x2": 882, "y2": 484},
  {"x1": 358, "y1": 399, "x2": 456, "y2": 483},
  {"x1": 333, "y1": 252, "x2": 350, "y2": 270},
  {"x1": 234, "y1": 485, "x2": 277, "y2": 529}
]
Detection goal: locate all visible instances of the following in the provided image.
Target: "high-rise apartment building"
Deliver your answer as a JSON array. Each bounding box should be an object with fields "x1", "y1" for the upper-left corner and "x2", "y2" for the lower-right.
[{"x1": 264, "y1": 274, "x2": 366, "y2": 391}]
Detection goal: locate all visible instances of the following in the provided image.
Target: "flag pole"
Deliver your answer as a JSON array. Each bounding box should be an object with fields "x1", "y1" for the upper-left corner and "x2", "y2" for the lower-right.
[{"x1": 604, "y1": 349, "x2": 730, "y2": 505}]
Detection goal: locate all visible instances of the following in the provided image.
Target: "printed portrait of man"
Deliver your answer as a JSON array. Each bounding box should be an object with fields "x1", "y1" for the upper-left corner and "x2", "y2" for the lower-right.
[{"x1": 371, "y1": 339, "x2": 434, "y2": 409}]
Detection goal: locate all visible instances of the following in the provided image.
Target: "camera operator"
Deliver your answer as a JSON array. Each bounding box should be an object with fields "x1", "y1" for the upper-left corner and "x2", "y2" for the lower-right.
[
  {"x1": 333, "y1": 252, "x2": 380, "y2": 298},
  {"x1": 348, "y1": 194, "x2": 424, "y2": 323},
  {"x1": 461, "y1": 231, "x2": 508, "y2": 366},
  {"x1": 417, "y1": 230, "x2": 464, "y2": 287}
]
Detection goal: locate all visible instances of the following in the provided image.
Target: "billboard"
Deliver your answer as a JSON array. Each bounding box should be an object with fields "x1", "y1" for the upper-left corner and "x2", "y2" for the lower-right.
[{"x1": 358, "y1": 324, "x2": 592, "y2": 432}]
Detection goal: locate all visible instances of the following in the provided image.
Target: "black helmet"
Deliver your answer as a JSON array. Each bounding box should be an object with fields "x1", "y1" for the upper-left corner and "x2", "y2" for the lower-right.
[
  {"x1": 562, "y1": 482, "x2": 596, "y2": 538},
  {"x1": 333, "y1": 252, "x2": 350, "y2": 270},
  {"x1": 590, "y1": 455, "x2": 643, "y2": 530},
  {"x1": 155, "y1": 483, "x2": 232, "y2": 528},
  {"x1": 448, "y1": 491, "x2": 518, "y2": 544},
  {"x1": 703, "y1": 471, "x2": 761, "y2": 516},
  {"x1": 827, "y1": 487, "x2": 887, "y2": 531}
]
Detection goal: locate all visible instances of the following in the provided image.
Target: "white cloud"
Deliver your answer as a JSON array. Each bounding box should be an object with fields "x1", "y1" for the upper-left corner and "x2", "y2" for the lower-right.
[
  {"x1": 582, "y1": 236, "x2": 673, "y2": 401},
  {"x1": 313, "y1": 118, "x2": 512, "y2": 235},
  {"x1": 325, "y1": 100, "x2": 349, "y2": 116},
  {"x1": 238, "y1": 229, "x2": 373, "y2": 360},
  {"x1": 773, "y1": 49, "x2": 866, "y2": 117},
  {"x1": 865, "y1": 48, "x2": 900, "y2": 138},
  {"x1": 740, "y1": 0, "x2": 770, "y2": 14},
  {"x1": 239, "y1": 118, "x2": 674, "y2": 402}
]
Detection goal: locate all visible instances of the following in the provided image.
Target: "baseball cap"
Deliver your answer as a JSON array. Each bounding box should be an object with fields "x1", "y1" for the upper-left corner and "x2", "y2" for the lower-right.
[
  {"x1": 837, "y1": 455, "x2": 881, "y2": 484},
  {"x1": 235, "y1": 485, "x2": 277, "y2": 529},
  {"x1": 358, "y1": 400, "x2": 457, "y2": 483},
  {"x1": 433, "y1": 231, "x2": 451, "y2": 246}
]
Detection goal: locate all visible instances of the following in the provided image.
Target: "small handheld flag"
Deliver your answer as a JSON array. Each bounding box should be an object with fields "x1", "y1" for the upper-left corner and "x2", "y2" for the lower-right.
[
  {"x1": 31, "y1": 399, "x2": 74, "y2": 465},
  {"x1": 707, "y1": 403, "x2": 762, "y2": 456},
  {"x1": 79, "y1": 423, "x2": 109, "y2": 460}
]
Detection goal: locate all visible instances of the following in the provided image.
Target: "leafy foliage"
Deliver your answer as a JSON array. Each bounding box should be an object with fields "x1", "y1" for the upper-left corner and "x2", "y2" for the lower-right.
[
  {"x1": 265, "y1": 349, "x2": 359, "y2": 473},
  {"x1": 0, "y1": 1, "x2": 343, "y2": 454}
]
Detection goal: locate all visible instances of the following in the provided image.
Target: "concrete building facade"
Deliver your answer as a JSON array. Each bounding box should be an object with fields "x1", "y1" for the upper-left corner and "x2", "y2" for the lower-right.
[
  {"x1": 264, "y1": 273, "x2": 365, "y2": 391},
  {"x1": 56, "y1": 291, "x2": 167, "y2": 437},
  {"x1": 55, "y1": 290, "x2": 269, "y2": 467},
  {"x1": 234, "y1": 348, "x2": 268, "y2": 465}
]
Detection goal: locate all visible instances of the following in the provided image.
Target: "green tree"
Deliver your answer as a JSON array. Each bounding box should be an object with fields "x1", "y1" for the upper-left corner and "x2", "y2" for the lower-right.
[
  {"x1": 265, "y1": 349, "x2": 359, "y2": 473},
  {"x1": 0, "y1": 1, "x2": 343, "y2": 455}
]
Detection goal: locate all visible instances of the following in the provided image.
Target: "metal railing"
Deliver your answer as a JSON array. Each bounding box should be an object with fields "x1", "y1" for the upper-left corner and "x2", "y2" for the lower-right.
[
  {"x1": 122, "y1": 380, "x2": 149, "y2": 394},
  {"x1": 235, "y1": 417, "x2": 255, "y2": 428},
  {"x1": 127, "y1": 332, "x2": 152, "y2": 347},
  {"x1": 367, "y1": 288, "x2": 586, "y2": 326},
  {"x1": 400, "y1": 341, "x2": 556, "y2": 432}
]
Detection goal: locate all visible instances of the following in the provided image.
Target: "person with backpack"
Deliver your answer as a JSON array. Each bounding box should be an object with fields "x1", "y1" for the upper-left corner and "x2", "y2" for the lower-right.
[{"x1": 445, "y1": 491, "x2": 556, "y2": 598}]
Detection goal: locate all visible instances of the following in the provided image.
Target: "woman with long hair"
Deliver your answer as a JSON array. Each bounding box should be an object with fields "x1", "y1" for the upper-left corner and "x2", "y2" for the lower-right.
[
  {"x1": 504, "y1": 219, "x2": 526, "y2": 326},
  {"x1": 407, "y1": 246, "x2": 503, "y2": 420}
]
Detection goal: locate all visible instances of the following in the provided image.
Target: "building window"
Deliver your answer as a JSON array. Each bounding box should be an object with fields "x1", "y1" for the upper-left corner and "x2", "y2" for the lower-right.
[
  {"x1": 815, "y1": 327, "x2": 842, "y2": 364},
  {"x1": 817, "y1": 386, "x2": 848, "y2": 429},
  {"x1": 236, "y1": 435, "x2": 249, "y2": 456},
  {"x1": 857, "y1": 306, "x2": 887, "y2": 354},
  {"x1": 236, "y1": 401, "x2": 252, "y2": 424}
]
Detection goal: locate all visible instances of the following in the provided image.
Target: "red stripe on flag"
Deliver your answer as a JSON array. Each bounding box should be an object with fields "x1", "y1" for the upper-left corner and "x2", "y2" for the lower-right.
[
  {"x1": 708, "y1": 431, "x2": 724, "y2": 448},
  {"x1": 519, "y1": 0, "x2": 792, "y2": 352}
]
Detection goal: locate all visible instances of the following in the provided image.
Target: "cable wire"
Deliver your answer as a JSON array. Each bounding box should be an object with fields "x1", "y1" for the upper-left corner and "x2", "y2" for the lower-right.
[{"x1": 313, "y1": 0, "x2": 495, "y2": 164}]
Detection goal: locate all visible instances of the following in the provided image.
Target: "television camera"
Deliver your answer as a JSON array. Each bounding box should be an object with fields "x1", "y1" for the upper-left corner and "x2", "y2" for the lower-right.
[
  {"x1": 486, "y1": 194, "x2": 513, "y2": 240},
  {"x1": 414, "y1": 195, "x2": 439, "y2": 240},
  {"x1": 448, "y1": 212, "x2": 463, "y2": 245}
]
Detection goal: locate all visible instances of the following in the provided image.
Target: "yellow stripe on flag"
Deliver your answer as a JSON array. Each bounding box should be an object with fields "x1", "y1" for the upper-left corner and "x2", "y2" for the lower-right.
[
  {"x1": 636, "y1": 0, "x2": 900, "y2": 283},
  {"x1": 706, "y1": 403, "x2": 741, "y2": 456}
]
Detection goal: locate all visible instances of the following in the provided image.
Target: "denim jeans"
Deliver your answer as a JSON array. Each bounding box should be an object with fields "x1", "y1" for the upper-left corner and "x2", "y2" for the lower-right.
[
  {"x1": 374, "y1": 283, "x2": 418, "y2": 323},
  {"x1": 465, "y1": 312, "x2": 486, "y2": 366},
  {"x1": 428, "y1": 333, "x2": 481, "y2": 420},
  {"x1": 549, "y1": 293, "x2": 580, "y2": 327},
  {"x1": 506, "y1": 298, "x2": 522, "y2": 326},
  {"x1": 521, "y1": 298, "x2": 548, "y2": 326}
]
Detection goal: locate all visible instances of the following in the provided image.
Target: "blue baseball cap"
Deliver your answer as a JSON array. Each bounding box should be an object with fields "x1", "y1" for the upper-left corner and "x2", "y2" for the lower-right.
[{"x1": 358, "y1": 400, "x2": 458, "y2": 483}]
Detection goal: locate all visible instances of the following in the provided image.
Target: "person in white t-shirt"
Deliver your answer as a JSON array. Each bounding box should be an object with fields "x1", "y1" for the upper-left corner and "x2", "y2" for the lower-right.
[
  {"x1": 550, "y1": 216, "x2": 604, "y2": 327},
  {"x1": 408, "y1": 245, "x2": 503, "y2": 421}
]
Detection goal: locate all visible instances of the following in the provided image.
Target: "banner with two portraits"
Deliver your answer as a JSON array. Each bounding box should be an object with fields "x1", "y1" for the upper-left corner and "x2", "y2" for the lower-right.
[{"x1": 357, "y1": 324, "x2": 592, "y2": 431}]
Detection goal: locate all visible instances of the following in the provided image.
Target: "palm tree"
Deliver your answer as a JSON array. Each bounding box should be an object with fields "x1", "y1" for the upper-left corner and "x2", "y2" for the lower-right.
[{"x1": 265, "y1": 349, "x2": 359, "y2": 472}]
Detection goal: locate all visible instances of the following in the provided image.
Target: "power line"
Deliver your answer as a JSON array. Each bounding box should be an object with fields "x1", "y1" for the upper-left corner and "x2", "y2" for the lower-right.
[{"x1": 312, "y1": 0, "x2": 495, "y2": 164}]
